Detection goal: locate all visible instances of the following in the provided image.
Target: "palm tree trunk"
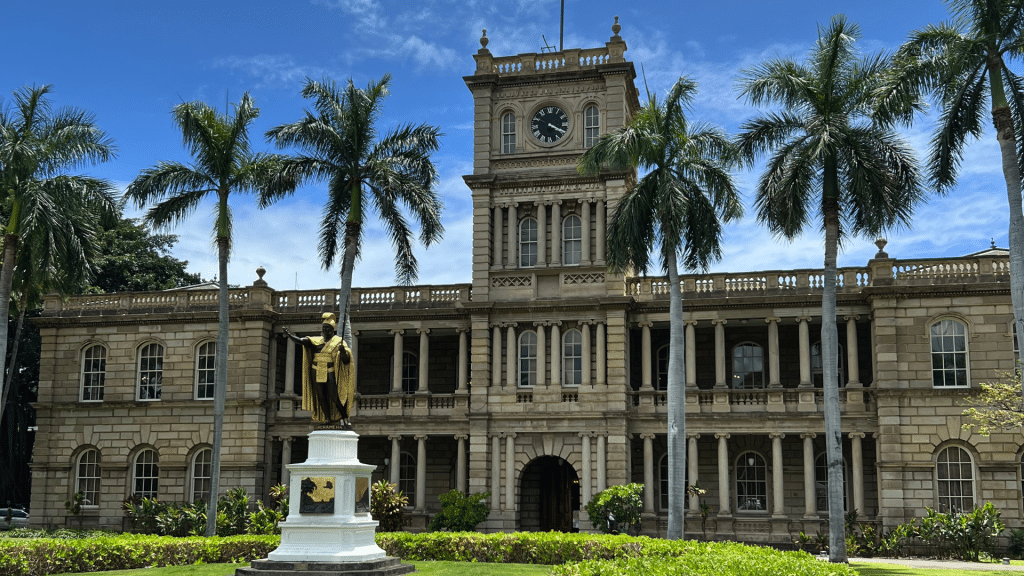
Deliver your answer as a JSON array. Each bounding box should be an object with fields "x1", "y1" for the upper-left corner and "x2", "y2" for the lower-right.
[
  {"x1": 991, "y1": 103, "x2": 1024, "y2": 375},
  {"x1": 0, "y1": 294, "x2": 28, "y2": 423},
  {"x1": 339, "y1": 221, "x2": 360, "y2": 347},
  {"x1": 666, "y1": 256, "x2": 687, "y2": 540},
  {"x1": 0, "y1": 233, "x2": 20, "y2": 423},
  {"x1": 822, "y1": 164, "x2": 847, "y2": 562},
  {"x1": 205, "y1": 231, "x2": 230, "y2": 536}
]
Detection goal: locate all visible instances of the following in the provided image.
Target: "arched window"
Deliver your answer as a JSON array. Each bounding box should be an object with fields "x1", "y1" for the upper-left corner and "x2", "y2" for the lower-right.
[
  {"x1": 519, "y1": 217, "x2": 538, "y2": 267},
  {"x1": 81, "y1": 344, "x2": 106, "y2": 402},
  {"x1": 811, "y1": 342, "x2": 845, "y2": 387},
  {"x1": 584, "y1": 105, "x2": 600, "y2": 147},
  {"x1": 191, "y1": 448, "x2": 212, "y2": 503},
  {"x1": 563, "y1": 329, "x2": 583, "y2": 386},
  {"x1": 137, "y1": 343, "x2": 164, "y2": 400},
  {"x1": 656, "y1": 345, "x2": 669, "y2": 391},
  {"x1": 814, "y1": 452, "x2": 848, "y2": 512},
  {"x1": 133, "y1": 448, "x2": 159, "y2": 499},
  {"x1": 732, "y1": 343, "x2": 764, "y2": 389},
  {"x1": 519, "y1": 331, "x2": 537, "y2": 387},
  {"x1": 501, "y1": 112, "x2": 516, "y2": 154},
  {"x1": 937, "y1": 446, "x2": 974, "y2": 512},
  {"x1": 562, "y1": 215, "x2": 582, "y2": 265},
  {"x1": 75, "y1": 449, "x2": 100, "y2": 506},
  {"x1": 195, "y1": 341, "x2": 216, "y2": 400},
  {"x1": 931, "y1": 319, "x2": 968, "y2": 387},
  {"x1": 399, "y1": 452, "x2": 416, "y2": 505},
  {"x1": 735, "y1": 452, "x2": 767, "y2": 512}
]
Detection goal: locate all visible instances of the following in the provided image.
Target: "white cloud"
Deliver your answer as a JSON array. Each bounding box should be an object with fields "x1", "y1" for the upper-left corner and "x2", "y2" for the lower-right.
[{"x1": 212, "y1": 55, "x2": 337, "y2": 88}]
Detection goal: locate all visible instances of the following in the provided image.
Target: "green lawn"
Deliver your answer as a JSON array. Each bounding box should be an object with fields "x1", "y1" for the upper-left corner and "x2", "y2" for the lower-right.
[
  {"x1": 850, "y1": 561, "x2": 1017, "y2": 576},
  {"x1": 50, "y1": 561, "x2": 552, "y2": 576}
]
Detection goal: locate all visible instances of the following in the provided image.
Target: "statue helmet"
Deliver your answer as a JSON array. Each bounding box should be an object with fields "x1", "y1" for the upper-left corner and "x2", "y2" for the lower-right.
[{"x1": 321, "y1": 312, "x2": 338, "y2": 329}]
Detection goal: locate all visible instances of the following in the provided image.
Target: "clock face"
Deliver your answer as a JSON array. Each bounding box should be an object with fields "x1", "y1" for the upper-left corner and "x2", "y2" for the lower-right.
[{"x1": 531, "y1": 106, "x2": 569, "y2": 144}]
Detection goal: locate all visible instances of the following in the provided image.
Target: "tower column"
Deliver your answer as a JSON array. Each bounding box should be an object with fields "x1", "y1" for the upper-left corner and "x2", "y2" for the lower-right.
[
  {"x1": 536, "y1": 202, "x2": 546, "y2": 267},
  {"x1": 491, "y1": 325, "x2": 501, "y2": 387},
  {"x1": 505, "y1": 433, "x2": 516, "y2": 510},
  {"x1": 580, "y1": 433, "x2": 593, "y2": 506},
  {"x1": 551, "y1": 201, "x2": 562, "y2": 266},
  {"x1": 280, "y1": 436, "x2": 292, "y2": 488},
  {"x1": 389, "y1": 435, "x2": 401, "y2": 485},
  {"x1": 285, "y1": 337, "x2": 296, "y2": 394},
  {"x1": 550, "y1": 322, "x2": 561, "y2": 386},
  {"x1": 688, "y1": 434, "x2": 700, "y2": 513},
  {"x1": 850, "y1": 432, "x2": 866, "y2": 515},
  {"x1": 798, "y1": 317, "x2": 812, "y2": 387},
  {"x1": 391, "y1": 329, "x2": 404, "y2": 393},
  {"x1": 415, "y1": 435, "x2": 427, "y2": 511},
  {"x1": 641, "y1": 433, "x2": 655, "y2": 513},
  {"x1": 713, "y1": 320, "x2": 728, "y2": 388},
  {"x1": 802, "y1": 433, "x2": 816, "y2": 517},
  {"x1": 493, "y1": 205, "x2": 503, "y2": 268},
  {"x1": 767, "y1": 317, "x2": 781, "y2": 388},
  {"x1": 716, "y1": 433, "x2": 731, "y2": 516},
  {"x1": 534, "y1": 322, "x2": 547, "y2": 387},
  {"x1": 417, "y1": 328, "x2": 430, "y2": 392},
  {"x1": 507, "y1": 204, "x2": 518, "y2": 267},
  {"x1": 506, "y1": 324, "x2": 517, "y2": 387},
  {"x1": 455, "y1": 434, "x2": 468, "y2": 494},
  {"x1": 596, "y1": 322, "x2": 606, "y2": 385},
  {"x1": 685, "y1": 320, "x2": 697, "y2": 388},
  {"x1": 597, "y1": 435, "x2": 607, "y2": 492},
  {"x1": 581, "y1": 199, "x2": 592, "y2": 264},
  {"x1": 491, "y1": 435, "x2": 501, "y2": 509},
  {"x1": 770, "y1": 432, "x2": 785, "y2": 517},
  {"x1": 846, "y1": 316, "x2": 861, "y2": 386},
  {"x1": 581, "y1": 321, "x2": 592, "y2": 386},
  {"x1": 457, "y1": 329, "x2": 468, "y2": 391},
  {"x1": 595, "y1": 199, "x2": 606, "y2": 263},
  {"x1": 640, "y1": 321, "x2": 653, "y2": 390}
]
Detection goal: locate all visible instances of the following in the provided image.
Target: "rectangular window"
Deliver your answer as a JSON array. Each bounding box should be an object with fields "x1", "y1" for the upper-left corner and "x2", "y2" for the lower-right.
[
  {"x1": 81, "y1": 345, "x2": 106, "y2": 401},
  {"x1": 501, "y1": 113, "x2": 516, "y2": 154},
  {"x1": 138, "y1": 344, "x2": 163, "y2": 400},
  {"x1": 584, "y1": 105, "x2": 600, "y2": 147},
  {"x1": 195, "y1": 341, "x2": 216, "y2": 400}
]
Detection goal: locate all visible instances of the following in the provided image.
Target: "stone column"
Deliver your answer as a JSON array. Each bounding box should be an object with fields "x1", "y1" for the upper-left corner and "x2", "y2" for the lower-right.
[
  {"x1": 688, "y1": 434, "x2": 700, "y2": 513},
  {"x1": 685, "y1": 320, "x2": 697, "y2": 388},
  {"x1": 493, "y1": 205, "x2": 503, "y2": 268},
  {"x1": 415, "y1": 435, "x2": 427, "y2": 510},
  {"x1": 507, "y1": 204, "x2": 517, "y2": 268},
  {"x1": 846, "y1": 316, "x2": 861, "y2": 386},
  {"x1": 580, "y1": 433, "x2": 593, "y2": 506},
  {"x1": 505, "y1": 433, "x2": 516, "y2": 510},
  {"x1": 801, "y1": 433, "x2": 816, "y2": 517},
  {"x1": 770, "y1": 433, "x2": 785, "y2": 517},
  {"x1": 551, "y1": 201, "x2": 562, "y2": 266},
  {"x1": 767, "y1": 317, "x2": 781, "y2": 388},
  {"x1": 417, "y1": 328, "x2": 430, "y2": 393},
  {"x1": 641, "y1": 433, "x2": 655, "y2": 513},
  {"x1": 713, "y1": 320, "x2": 728, "y2": 389},
  {"x1": 455, "y1": 435, "x2": 468, "y2": 494},
  {"x1": 457, "y1": 329, "x2": 468, "y2": 391},
  {"x1": 798, "y1": 317, "x2": 811, "y2": 387},
  {"x1": 506, "y1": 324, "x2": 517, "y2": 387},
  {"x1": 534, "y1": 322, "x2": 547, "y2": 387},
  {"x1": 596, "y1": 322, "x2": 606, "y2": 385},
  {"x1": 595, "y1": 199, "x2": 606, "y2": 263},
  {"x1": 597, "y1": 435, "x2": 607, "y2": 492},
  {"x1": 492, "y1": 325, "x2": 502, "y2": 387},
  {"x1": 391, "y1": 329, "x2": 404, "y2": 393},
  {"x1": 491, "y1": 435, "x2": 501, "y2": 509},
  {"x1": 850, "y1": 432, "x2": 865, "y2": 516},
  {"x1": 550, "y1": 322, "x2": 561, "y2": 386},
  {"x1": 351, "y1": 331, "x2": 359, "y2": 392},
  {"x1": 581, "y1": 322, "x2": 592, "y2": 386},
  {"x1": 716, "y1": 433, "x2": 731, "y2": 515},
  {"x1": 280, "y1": 436, "x2": 293, "y2": 488},
  {"x1": 285, "y1": 337, "x2": 296, "y2": 394},
  {"x1": 536, "y1": 202, "x2": 546, "y2": 267},
  {"x1": 389, "y1": 435, "x2": 402, "y2": 485},
  {"x1": 581, "y1": 199, "x2": 592, "y2": 264},
  {"x1": 640, "y1": 321, "x2": 653, "y2": 390}
]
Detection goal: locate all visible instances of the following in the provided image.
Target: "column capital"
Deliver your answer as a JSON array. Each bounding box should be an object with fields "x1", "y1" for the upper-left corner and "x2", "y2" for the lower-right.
[
  {"x1": 505, "y1": 432, "x2": 517, "y2": 439},
  {"x1": 417, "y1": 328, "x2": 431, "y2": 335},
  {"x1": 276, "y1": 436, "x2": 293, "y2": 442},
  {"x1": 502, "y1": 322, "x2": 519, "y2": 329},
  {"x1": 796, "y1": 316, "x2": 812, "y2": 323},
  {"x1": 414, "y1": 434, "x2": 428, "y2": 441},
  {"x1": 684, "y1": 319, "x2": 699, "y2": 327},
  {"x1": 768, "y1": 432, "x2": 785, "y2": 440},
  {"x1": 639, "y1": 432, "x2": 657, "y2": 440},
  {"x1": 687, "y1": 433, "x2": 700, "y2": 440},
  {"x1": 390, "y1": 329, "x2": 405, "y2": 336},
  {"x1": 712, "y1": 318, "x2": 728, "y2": 326},
  {"x1": 765, "y1": 317, "x2": 782, "y2": 324},
  {"x1": 454, "y1": 434, "x2": 469, "y2": 441},
  {"x1": 844, "y1": 315, "x2": 861, "y2": 322},
  {"x1": 388, "y1": 434, "x2": 403, "y2": 441},
  {"x1": 456, "y1": 327, "x2": 471, "y2": 334},
  {"x1": 579, "y1": 319, "x2": 599, "y2": 326},
  {"x1": 638, "y1": 320, "x2": 654, "y2": 328},
  {"x1": 800, "y1": 432, "x2": 817, "y2": 440},
  {"x1": 848, "y1": 432, "x2": 866, "y2": 440},
  {"x1": 715, "y1": 433, "x2": 730, "y2": 440},
  {"x1": 534, "y1": 321, "x2": 551, "y2": 327},
  {"x1": 352, "y1": 330, "x2": 361, "y2": 337}
]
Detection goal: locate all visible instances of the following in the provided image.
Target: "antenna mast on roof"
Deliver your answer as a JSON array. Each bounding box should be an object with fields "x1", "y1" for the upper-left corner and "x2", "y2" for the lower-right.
[
  {"x1": 541, "y1": 35, "x2": 556, "y2": 53},
  {"x1": 559, "y1": 0, "x2": 564, "y2": 50}
]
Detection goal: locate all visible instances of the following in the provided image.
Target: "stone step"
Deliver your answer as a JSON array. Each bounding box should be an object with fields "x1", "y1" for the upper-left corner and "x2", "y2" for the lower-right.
[{"x1": 236, "y1": 557, "x2": 415, "y2": 576}]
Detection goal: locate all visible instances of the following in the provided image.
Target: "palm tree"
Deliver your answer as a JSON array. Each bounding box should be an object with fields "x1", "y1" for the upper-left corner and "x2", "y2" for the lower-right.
[
  {"x1": 736, "y1": 16, "x2": 925, "y2": 562},
  {"x1": 883, "y1": 0, "x2": 1024, "y2": 369},
  {"x1": 264, "y1": 74, "x2": 443, "y2": 344},
  {"x1": 0, "y1": 85, "x2": 117, "y2": 418},
  {"x1": 125, "y1": 93, "x2": 296, "y2": 536},
  {"x1": 578, "y1": 77, "x2": 742, "y2": 540}
]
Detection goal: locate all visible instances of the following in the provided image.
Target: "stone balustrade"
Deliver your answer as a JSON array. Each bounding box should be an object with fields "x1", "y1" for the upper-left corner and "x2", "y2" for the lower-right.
[
  {"x1": 348, "y1": 392, "x2": 468, "y2": 419},
  {"x1": 630, "y1": 387, "x2": 875, "y2": 414}
]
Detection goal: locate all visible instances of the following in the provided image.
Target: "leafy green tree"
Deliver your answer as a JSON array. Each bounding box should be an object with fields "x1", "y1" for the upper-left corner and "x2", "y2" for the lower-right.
[
  {"x1": 264, "y1": 75, "x2": 443, "y2": 344},
  {"x1": 0, "y1": 85, "x2": 117, "y2": 423},
  {"x1": 86, "y1": 218, "x2": 202, "y2": 293},
  {"x1": 585, "y1": 483, "x2": 644, "y2": 536},
  {"x1": 125, "y1": 93, "x2": 297, "y2": 536},
  {"x1": 428, "y1": 490, "x2": 490, "y2": 532},
  {"x1": 735, "y1": 16, "x2": 925, "y2": 561},
  {"x1": 961, "y1": 370, "x2": 1024, "y2": 434},
  {"x1": 370, "y1": 480, "x2": 408, "y2": 533},
  {"x1": 578, "y1": 77, "x2": 742, "y2": 540},
  {"x1": 885, "y1": 0, "x2": 1024, "y2": 372}
]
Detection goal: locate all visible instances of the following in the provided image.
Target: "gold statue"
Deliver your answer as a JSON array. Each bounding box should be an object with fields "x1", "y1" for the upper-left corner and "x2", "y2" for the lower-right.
[{"x1": 284, "y1": 313, "x2": 354, "y2": 426}]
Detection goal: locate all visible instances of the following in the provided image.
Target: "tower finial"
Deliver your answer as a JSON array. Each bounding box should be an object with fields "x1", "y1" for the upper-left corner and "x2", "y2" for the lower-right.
[
  {"x1": 480, "y1": 29, "x2": 489, "y2": 49},
  {"x1": 611, "y1": 16, "x2": 621, "y2": 38}
]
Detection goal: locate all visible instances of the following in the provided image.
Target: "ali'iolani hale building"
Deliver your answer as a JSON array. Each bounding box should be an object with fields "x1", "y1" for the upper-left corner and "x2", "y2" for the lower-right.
[{"x1": 28, "y1": 19, "x2": 1024, "y2": 542}]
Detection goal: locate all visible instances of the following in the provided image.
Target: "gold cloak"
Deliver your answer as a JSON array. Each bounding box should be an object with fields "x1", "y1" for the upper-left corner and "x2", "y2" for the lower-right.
[{"x1": 299, "y1": 335, "x2": 355, "y2": 422}]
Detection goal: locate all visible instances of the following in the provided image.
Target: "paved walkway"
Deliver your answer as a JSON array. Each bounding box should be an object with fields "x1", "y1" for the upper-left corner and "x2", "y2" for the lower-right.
[{"x1": 849, "y1": 557, "x2": 1024, "y2": 571}]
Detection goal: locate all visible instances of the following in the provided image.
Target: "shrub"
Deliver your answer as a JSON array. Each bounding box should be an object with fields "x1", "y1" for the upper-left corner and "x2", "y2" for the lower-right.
[
  {"x1": 371, "y1": 480, "x2": 408, "y2": 532},
  {"x1": 217, "y1": 487, "x2": 251, "y2": 536},
  {"x1": 1010, "y1": 528, "x2": 1024, "y2": 559},
  {"x1": 156, "y1": 501, "x2": 206, "y2": 537},
  {"x1": 585, "y1": 484, "x2": 643, "y2": 535},
  {"x1": 916, "y1": 503, "x2": 1005, "y2": 561},
  {"x1": 428, "y1": 490, "x2": 490, "y2": 532}
]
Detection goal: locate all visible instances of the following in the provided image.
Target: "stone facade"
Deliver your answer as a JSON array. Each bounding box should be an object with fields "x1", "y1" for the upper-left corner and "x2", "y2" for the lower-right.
[{"x1": 28, "y1": 21, "x2": 1024, "y2": 543}]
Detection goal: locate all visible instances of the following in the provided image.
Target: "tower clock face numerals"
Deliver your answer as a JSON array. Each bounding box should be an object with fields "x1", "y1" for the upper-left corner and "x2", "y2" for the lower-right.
[{"x1": 531, "y1": 106, "x2": 569, "y2": 144}]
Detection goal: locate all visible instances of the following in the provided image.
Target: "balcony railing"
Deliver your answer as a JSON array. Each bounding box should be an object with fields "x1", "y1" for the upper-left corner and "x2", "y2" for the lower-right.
[{"x1": 630, "y1": 387, "x2": 875, "y2": 415}]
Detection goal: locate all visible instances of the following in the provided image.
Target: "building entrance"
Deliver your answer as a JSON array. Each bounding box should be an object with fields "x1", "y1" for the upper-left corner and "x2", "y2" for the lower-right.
[{"x1": 519, "y1": 456, "x2": 580, "y2": 532}]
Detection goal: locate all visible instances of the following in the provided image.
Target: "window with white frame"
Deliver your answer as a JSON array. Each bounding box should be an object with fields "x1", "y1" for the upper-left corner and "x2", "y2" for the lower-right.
[
  {"x1": 191, "y1": 448, "x2": 212, "y2": 503},
  {"x1": 931, "y1": 319, "x2": 968, "y2": 387},
  {"x1": 656, "y1": 345, "x2": 669, "y2": 391},
  {"x1": 732, "y1": 343, "x2": 764, "y2": 389},
  {"x1": 657, "y1": 453, "x2": 689, "y2": 511},
  {"x1": 811, "y1": 342, "x2": 845, "y2": 387},
  {"x1": 562, "y1": 215, "x2": 582, "y2": 265},
  {"x1": 735, "y1": 452, "x2": 767, "y2": 512},
  {"x1": 81, "y1": 344, "x2": 106, "y2": 401},
  {"x1": 584, "y1": 105, "x2": 600, "y2": 147},
  {"x1": 519, "y1": 331, "x2": 537, "y2": 387},
  {"x1": 814, "y1": 452, "x2": 848, "y2": 512},
  {"x1": 501, "y1": 112, "x2": 516, "y2": 154},
  {"x1": 195, "y1": 341, "x2": 216, "y2": 400},
  {"x1": 401, "y1": 351, "x2": 417, "y2": 393},
  {"x1": 75, "y1": 449, "x2": 100, "y2": 506},
  {"x1": 562, "y1": 329, "x2": 583, "y2": 386},
  {"x1": 519, "y1": 217, "x2": 538, "y2": 267},
  {"x1": 936, "y1": 446, "x2": 974, "y2": 512},
  {"x1": 132, "y1": 448, "x2": 159, "y2": 499},
  {"x1": 137, "y1": 343, "x2": 163, "y2": 400},
  {"x1": 399, "y1": 452, "x2": 416, "y2": 504}
]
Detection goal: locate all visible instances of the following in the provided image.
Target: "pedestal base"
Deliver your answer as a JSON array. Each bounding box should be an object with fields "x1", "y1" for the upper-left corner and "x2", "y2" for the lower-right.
[{"x1": 238, "y1": 557, "x2": 414, "y2": 576}]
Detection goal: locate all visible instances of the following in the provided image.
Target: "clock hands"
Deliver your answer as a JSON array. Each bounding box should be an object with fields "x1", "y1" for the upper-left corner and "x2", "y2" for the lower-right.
[{"x1": 546, "y1": 122, "x2": 566, "y2": 134}]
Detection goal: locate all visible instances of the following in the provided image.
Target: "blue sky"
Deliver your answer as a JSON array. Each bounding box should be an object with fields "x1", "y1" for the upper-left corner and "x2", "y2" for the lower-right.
[{"x1": 4, "y1": 0, "x2": 1006, "y2": 291}]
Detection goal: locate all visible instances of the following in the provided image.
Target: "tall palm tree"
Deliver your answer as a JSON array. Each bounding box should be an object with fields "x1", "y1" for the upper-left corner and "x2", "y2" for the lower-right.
[
  {"x1": 883, "y1": 0, "x2": 1024, "y2": 369},
  {"x1": 736, "y1": 16, "x2": 924, "y2": 562},
  {"x1": 0, "y1": 84, "x2": 117, "y2": 418},
  {"x1": 578, "y1": 77, "x2": 742, "y2": 541},
  {"x1": 264, "y1": 75, "x2": 443, "y2": 344},
  {"x1": 125, "y1": 93, "x2": 296, "y2": 536}
]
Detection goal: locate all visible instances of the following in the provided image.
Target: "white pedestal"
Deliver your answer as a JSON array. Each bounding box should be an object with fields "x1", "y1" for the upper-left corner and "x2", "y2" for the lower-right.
[{"x1": 268, "y1": 430, "x2": 386, "y2": 563}]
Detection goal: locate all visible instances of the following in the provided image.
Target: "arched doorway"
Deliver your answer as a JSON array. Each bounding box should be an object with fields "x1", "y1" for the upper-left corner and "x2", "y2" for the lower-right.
[{"x1": 519, "y1": 456, "x2": 580, "y2": 532}]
